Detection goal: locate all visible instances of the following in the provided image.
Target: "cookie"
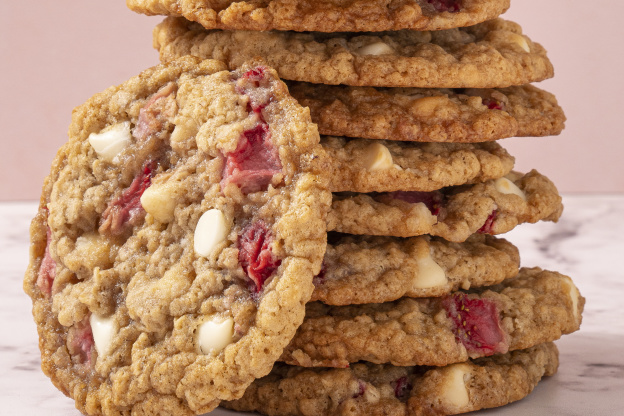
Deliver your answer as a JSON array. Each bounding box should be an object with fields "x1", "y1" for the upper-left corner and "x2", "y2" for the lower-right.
[
  {"x1": 290, "y1": 83, "x2": 566, "y2": 142},
  {"x1": 328, "y1": 170, "x2": 563, "y2": 241},
  {"x1": 282, "y1": 268, "x2": 583, "y2": 368},
  {"x1": 313, "y1": 234, "x2": 519, "y2": 305},
  {"x1": 224, "y1": 342, "x2": 559, "y2": 416},
  {"x1": 324, "y1": 136, "x2": 514, "y2": 193},
  {"x1": 23, "y1": 56, "x2": 331, "y2": 414},
  {"x1": 154, "y1": 17, "x2": 554, "y2": 88},
  {"x1": 128, "y1": 0, "x2": 510, "y2": 33}
]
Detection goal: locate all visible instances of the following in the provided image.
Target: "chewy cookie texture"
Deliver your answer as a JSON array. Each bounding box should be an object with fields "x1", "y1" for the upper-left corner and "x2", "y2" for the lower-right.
[
  {"x1": 328, "y1": 170, "x2": 563, "y2": 241},
  {"x1": 24, "y1": 56, "x2": 330, "y2": 415},
  {"x1": 312, "y1": 234, "x2": 520, "y2": 305},
  {"x1": 128, "y1": 0, "x2": 510, "y2": 32},
  {"x1": 225, "y1": 342, "x2": 560, "y2": 416},
  {"x1": 323, "y1": 136, "x2": 515, "y2": 193},
  {"x1": 282, "y1": 268, "x2": 584, "y2": 368},
  {"x1": 154, "y1": 17, "x2": 554, "y2": 88},
  {"x1": 290, "y1": 83, "x2": 566, "y2": 142}
]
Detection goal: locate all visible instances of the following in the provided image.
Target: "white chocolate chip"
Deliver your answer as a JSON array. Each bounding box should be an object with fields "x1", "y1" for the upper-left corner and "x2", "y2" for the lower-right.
[
  {"x1": 89, "y1": 313, "x2": 117, "y2": 358},
  {"x1": 194, "y1": 209, "x2": 229, "y2": 257},
  {"x1": 440, "y1": 363, "x2": 471, "y2": 411},
  {"x1": 494, "y1": 177, "x2": 526, "y2": 201},
  {"x1": 510, "y1": 33, "x2": 530, "y2": 52},
  {"x1": 564, "y1": 278, "x2": 581, "y2": 323},
  {"x1": 365, "y1": 142, "x2": 394, "y2": 171},
  {"x1": 414, "y1": 248, "x2": 447, "y2": 289},
  {"x1": 410, "y1": 96, "x2": 447, "y2": 117},
  {"x1": 357, "y1": 41, "x2": 395, "y2": 56},
  {"x1": 88, "y1": 121, "x2": 132, "y2": 163},
  {"x1": 198, "y1": 316, "x2": 234, "y2": 355},
  {"x1": 140, "y1": 181, "x2": 180, "y2": 223}
]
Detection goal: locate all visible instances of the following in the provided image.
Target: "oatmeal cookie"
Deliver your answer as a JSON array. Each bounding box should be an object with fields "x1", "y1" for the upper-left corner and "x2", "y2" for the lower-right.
[
  {"x1": 282, "y1": 268, "x2": 583, "y2": 368},
  {"x1": 324, "y1": 136, "x2": 514, "y2": 193},
  {"x1": 313, "y1": 234, "x2": 519, "y2": 305},
  {"x1": 23, "y1": 56, "x2": 330, "y2": 415},
  {"x1": 128, "y1": 0, "x2": 510, "y2": 32},
  {"x1": 328, "y1": 170, "x2": 563, "y2": 241},
  {"x1": 225, "y1": 342, "x2": 559, "y2": 416},
  {"x1": 290, "y1": 83, "x2": 566, "y2": 142},
  {"x1": 154, "y1": 17, "x2": 553, "y2": 88}
]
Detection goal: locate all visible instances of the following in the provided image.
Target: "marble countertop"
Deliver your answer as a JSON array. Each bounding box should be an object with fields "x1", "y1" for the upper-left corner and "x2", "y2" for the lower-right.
[{"x1": 2, "y1": 196, "x2": 622, "y2": 415}]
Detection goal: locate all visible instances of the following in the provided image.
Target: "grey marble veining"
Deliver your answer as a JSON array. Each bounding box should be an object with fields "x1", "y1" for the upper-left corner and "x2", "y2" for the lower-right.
[{"x1": 1, "y1": 197, "x2": 622, "y2": 416}]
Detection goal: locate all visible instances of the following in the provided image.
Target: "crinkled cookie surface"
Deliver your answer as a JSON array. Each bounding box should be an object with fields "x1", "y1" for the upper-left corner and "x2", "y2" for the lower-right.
[
  {"x1": 323, "y1": 136, "x2": 514, "y2": 193},
  {"x1": 23, "y1": 56, "x2": 330, "y2": 415},
  {"x1": 128, "y1": 0, "x2": 510, "y2": 32},
  {"x1": 290, "y1": 83, "x2": 566, "y2": 142},
  {"x1": 328, "y1": 170, "x2": 563, "y2": 241},
  {"x1": 225, "y1": 342, "x2": 559, "y2": 416},
  {"x1": 282, "y1": 268, "x2": 583, "y2": 368},
  {"x1": 313, "y1": 234, "x2": 520, "y2": 305},
  {"x1": 154, "y1": 17, "x2": 554, "y2": 88}
]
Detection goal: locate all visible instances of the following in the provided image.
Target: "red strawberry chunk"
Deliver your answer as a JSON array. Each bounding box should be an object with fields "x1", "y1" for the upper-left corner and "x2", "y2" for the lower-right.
[
  {"x1": 99, "y1": 161, "x2": 156, "y2": 235},
  {"x1": 385, "y1": 191, "x2": 444, "y2": 216},
  {"x1": 427, "y1": 0, "x2": 462, "y2": 12},
  {"x1": 222, "y1": 122, "x2": 282, "y2": 194},
  {"x1": 352, "y1": 380, "x2": 367, "y2": 398},
  {"x1": 477, "y1": 210, "x2": 498, "y2": 234},
  {"x1": 313, "y1": 262, "x2": 327, "y2": 286},
  {"x1": 241, "y1": 66, "x2": 266, "y2": 83},
  {"x1": 392, "y1": 376, "x2": 412, "y2": 400},
  {"x1": 67, "y1": 317, "x2": 95, "y2": 365},
  {"x1": 36, "y1": 225, "x2": 56, "y2": 296},
  {"x1": 483, "y1": 98, "x2": 506, "y2": 111},
  {"x1": 133, "y1": 83, "x2": 177, "y2": 142},
  {"x1": 236, "y1": 66, "x2": 273, "y2": 114},
  {"x1": 442, "y1": 293, "x2": 507, "y2": 356},
  {"x1": 238, "y1": 221, "x2": 281, "y2": 293}
]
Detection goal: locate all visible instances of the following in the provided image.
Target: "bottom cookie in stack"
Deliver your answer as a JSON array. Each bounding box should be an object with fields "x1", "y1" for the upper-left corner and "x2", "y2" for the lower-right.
[
  {"x1": 223, "y1": 260, "x2": 583, "y2": 415},
  {"x1": 224, "y1": 342, "x2": 559, "y2": 416}
]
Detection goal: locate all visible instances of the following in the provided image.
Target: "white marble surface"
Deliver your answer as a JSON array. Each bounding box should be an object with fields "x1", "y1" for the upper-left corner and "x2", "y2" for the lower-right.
[{"x1": 1, "y1": 197, "x2": 622, "y2": 415}]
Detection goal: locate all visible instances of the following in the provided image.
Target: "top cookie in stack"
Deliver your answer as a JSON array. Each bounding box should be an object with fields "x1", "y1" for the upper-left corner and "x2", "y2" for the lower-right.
[{"x1": 123, "y1": 1, "x2": 580, "y2": 415}]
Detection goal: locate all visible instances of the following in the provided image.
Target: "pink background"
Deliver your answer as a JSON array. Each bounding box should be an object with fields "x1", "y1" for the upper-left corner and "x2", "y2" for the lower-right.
[{"x1": 1, "y1": 1, "x2": 621, "y2": 201}]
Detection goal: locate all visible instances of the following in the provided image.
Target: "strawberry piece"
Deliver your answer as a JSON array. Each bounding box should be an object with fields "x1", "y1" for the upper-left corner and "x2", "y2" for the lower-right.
[
  {"x1": 241, "y1": 66, "x2": 266, "y2": 83},
  {"x1": 427, "y1": 0, "x2": 462, "y2": 12},
  {"x1": 352, "y1": 380, "x2": 367, "y2": 398},
  {"x1": 442, "y1": 293, "x2": 507, "y2": 356},
  {"x1": 133, "y1": 83, "x2": 177, "y2": 142},
  {"x1": 384, "y1": 191, "x2": 444, "y2": 216},
  {"x1": 313, "y1": 262, "x2": 327, "y2": 286},
  {"x1": 99, "y1": 161, "x2": 156, "y2": 235},
  {"x1": 238, "y1": 221, "x2": 281, "y2": 293},
  {"x1": 483, "y1": 98, "x2": 506, "y2": 111},
  {"x1": 477, "y1": 210, "x2": 497, "y2": 234},
  {"x1": 392, "y1": 376, "x2": 412, "y2": 400},
  {"x1": 67, "y1": 317, "x2": 95, "y2": 366},
  {"x1": 37, "y1": 223, "x2": 56, "y2": 297},
  {"x1": 236, "y1": 66, "x2": 272, "y2": 114},
  {"x1": 222, "y1": 122, "x2": 282, "y2": 194}
]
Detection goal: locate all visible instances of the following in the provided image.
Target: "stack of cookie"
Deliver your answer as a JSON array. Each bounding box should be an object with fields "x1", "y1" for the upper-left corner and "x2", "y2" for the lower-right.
[
  {"x1": 123, "y1": 1, "x2": 585, "y2": 414},
  {"x1": 23, "y1": 1, "x2": 584, "y2": 416}
]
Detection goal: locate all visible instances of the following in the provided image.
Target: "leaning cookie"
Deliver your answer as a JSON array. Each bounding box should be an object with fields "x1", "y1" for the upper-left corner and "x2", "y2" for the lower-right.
[
  {"x1": 128, "y1": 0, "x2": 510, "y2": 32},
  {"x1": 23, "y1": 56, "x2": 330, "y2": 415},
  {"x1": 290, "y1": 83, "x2": 566, "y2": 142},
  {"x1": 313, "y1": 234, "x2": 519, "y2": 305},
  {"x1": 282, "y1": 268, "x2": 583, "y2": 368},
  {"x1": 154, "y1": 17, "x2": 553, "y2": 88},
  {"x1": 324, "y1": 136, "x2": 514, "y2": 193},
  {"x1": 328, "y1": 170, "x2": 563, "y2": 242},
  {"x1": 225, "y1": 342, "x2": 559, "y2": 416}
]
